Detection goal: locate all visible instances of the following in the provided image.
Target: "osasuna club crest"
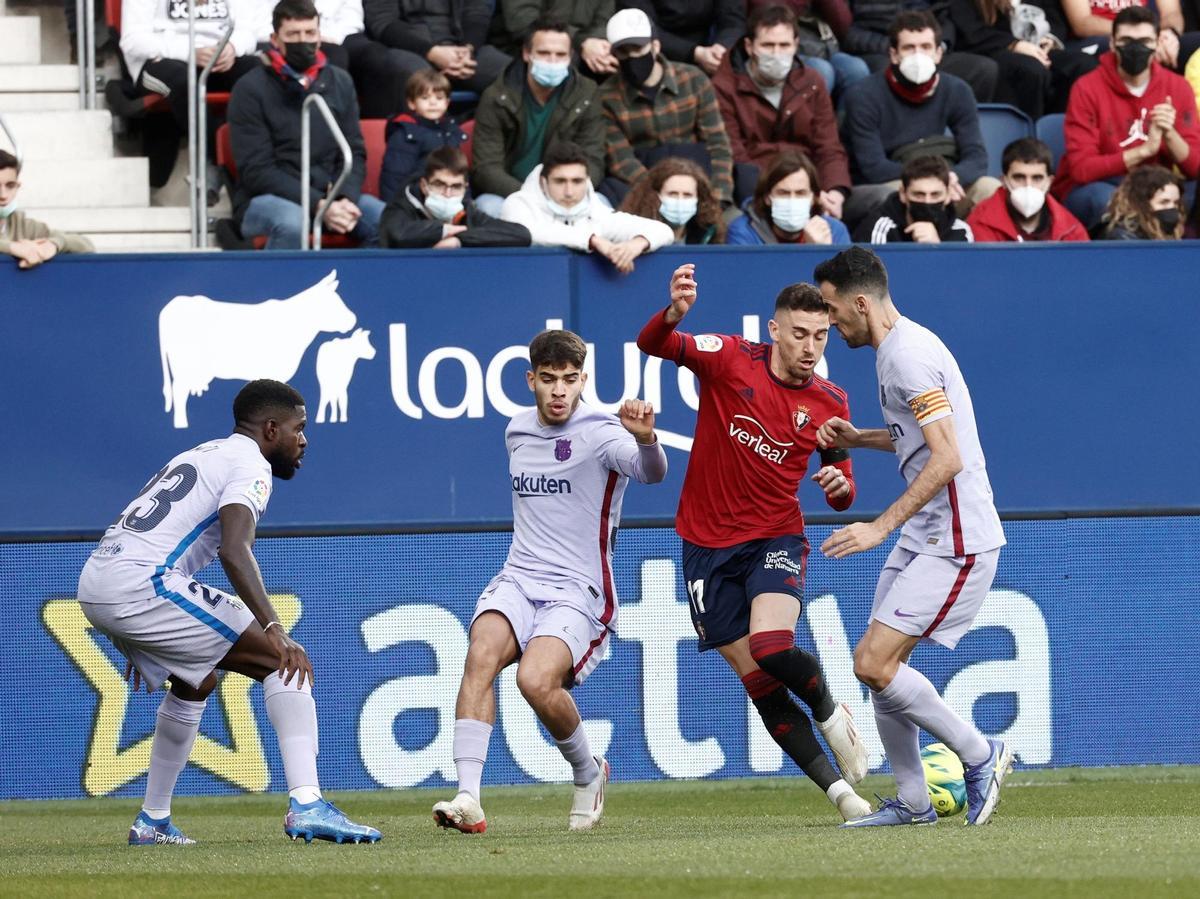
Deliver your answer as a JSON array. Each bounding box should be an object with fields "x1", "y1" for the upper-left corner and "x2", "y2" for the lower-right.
[{"x1": 793, "y1": 406, "x2": 811, "y2": 432}]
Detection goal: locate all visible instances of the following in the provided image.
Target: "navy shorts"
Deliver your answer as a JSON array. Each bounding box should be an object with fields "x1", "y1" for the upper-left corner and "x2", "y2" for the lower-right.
[{"x1": 681, "y1": 534, "x2": 809, "y2": 651}]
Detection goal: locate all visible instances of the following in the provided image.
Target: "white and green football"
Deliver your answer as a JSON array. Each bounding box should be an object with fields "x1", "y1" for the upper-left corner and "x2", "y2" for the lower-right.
[{"x1": 922, "y1": 742, "x2": 967, "y2": 817}]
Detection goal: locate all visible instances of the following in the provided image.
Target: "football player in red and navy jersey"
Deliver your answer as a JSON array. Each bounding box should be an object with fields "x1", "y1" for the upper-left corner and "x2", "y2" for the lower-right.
[{"x1": 637, "y1": 263, "x2": 871, "y2": 822}]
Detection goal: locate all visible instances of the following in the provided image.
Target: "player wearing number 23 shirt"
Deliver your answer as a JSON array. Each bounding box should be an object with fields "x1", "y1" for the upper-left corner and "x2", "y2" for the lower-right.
[{"x1": 636, "y1": 264, "x2": 873, "y2": 824}]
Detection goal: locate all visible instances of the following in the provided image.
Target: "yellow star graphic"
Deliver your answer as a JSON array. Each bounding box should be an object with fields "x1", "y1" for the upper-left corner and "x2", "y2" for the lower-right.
[{"x1": 42, "y1": 594, "x2": 301, "y2": 797}]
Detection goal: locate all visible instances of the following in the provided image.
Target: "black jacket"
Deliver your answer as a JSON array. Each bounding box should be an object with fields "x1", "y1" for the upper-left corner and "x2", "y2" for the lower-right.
[
  {"x1": 380, "y1": 178, "x2": 532, "y2": 247},
  {"x1": 363, "y1": 0, "x2": 492, "y2": 55},
  {"x1": 622, "y1": 0, "x2": 745, "y2": 61},
  {"x1": 852, "y1": 190, "x2": 973, "y2": 242},
  {"x1": 380, "y1": 113, "x2": 469, "y2": 203},
  {"x1": 227, "y1": 60, "x2": 366, "y2": 221},
  {"x1": 845, "y1": 0, "x2": 960, "y2": 56}
]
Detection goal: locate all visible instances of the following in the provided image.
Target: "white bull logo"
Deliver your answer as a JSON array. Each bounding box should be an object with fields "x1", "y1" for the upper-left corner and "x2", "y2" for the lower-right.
[
  {"x1": 315, "y1": 328, "x2": 376, "y2": 423},
  {"x1": 158, "y1": 270, "x2": 357, "y2": 428}
]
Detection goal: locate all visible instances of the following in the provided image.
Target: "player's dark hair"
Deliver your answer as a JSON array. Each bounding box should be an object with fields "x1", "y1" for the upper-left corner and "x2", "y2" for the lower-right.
[
  {"x1": 1113, "y1": 5, "x2": 1158, "y2": 35},
  {"x1": 524, "y1": 14, "x2": 572, "y2": 49},
  {"x1": 233, "y1": 379, "x2": 305, "y2": 424},
  {"x1": 1002, "y1": 137, "x2": 1054, "y2": 175},
  {"x1": 813, "y1": 246, "x2": 890, "y2": 301},
  {"x1": 541, "y1": 140, "x2": 590, "y2": 177},
  {"x1": 774, "y1": 282, "x2": 827, "y2": 315},
  {"x1": 0, "y1": 149, "x2": 19, "y2": 173},
  {"x1": 900, "y1": 154, "x2": 950, "y2": 188},
  {"x1": 529, "y1": 330, "x2": 587, "y2": 370},
  {"x1": 272, "y1": 0, "x2": 319, "y2": 32},
  {"x1": 888, "y1": 10, "x2": 942, "y2": 48}
]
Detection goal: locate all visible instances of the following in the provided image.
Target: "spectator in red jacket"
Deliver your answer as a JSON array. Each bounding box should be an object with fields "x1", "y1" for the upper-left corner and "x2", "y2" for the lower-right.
[
  {"x1": 1056, "y1": 6, "x2": 1200, "y2": 227},
  {"x1": 745, "y1": 0, "x2": 870, "y2": 97},
  {"x1": 968, "y1": 137, "x2": 1089, "y2": 240},
  {"x1": 712, "y1": 4, "x2": 852, "y2": 213}
]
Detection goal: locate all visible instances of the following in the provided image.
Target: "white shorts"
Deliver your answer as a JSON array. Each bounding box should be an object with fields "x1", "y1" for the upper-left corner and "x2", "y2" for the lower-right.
[
  {"x1": 79, "y1": 568, "x2": 255, "y2": 691},
  {"x1": 472, "y1": 572, "x2": 610, "y2": 686},
  {"x1": 871, "y1": 545, "x2": 1000, "y2": 649}
]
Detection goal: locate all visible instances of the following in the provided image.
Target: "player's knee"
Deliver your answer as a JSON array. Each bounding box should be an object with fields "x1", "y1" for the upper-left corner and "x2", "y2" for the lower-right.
[
  {"x1": 852, "y1": 645, "x2": 888, "y2": 690},
  {"x1": 171, "y1": 671, "x2": 217, "y2": 701},
  {"x1": 515, "y1": 664, "x2": 556, "y2": 707},
  {"x1": 748, "y1": 629, "x2": 795, "y2": 676}
]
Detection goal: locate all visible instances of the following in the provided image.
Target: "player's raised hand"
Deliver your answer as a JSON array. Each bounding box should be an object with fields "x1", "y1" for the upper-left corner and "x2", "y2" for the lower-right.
[
  {"x1": 667, "y1": 263, "x2": 698, "y2": 323},
  {"x1": 816, "y1": 416, "x2": 860, "y2": 450},
  {"x1": 620, "y1": 398, "x2": 657, "y2": 444},
  {"x1": 821, "y1": 521, "x2": 887, "y2": 559},
  {"x1": 812, "y1": 464, "x2": 851, "y2": 499},
  {"x1": 267, "y1": 625, "x2": 315, "y2": 689}
]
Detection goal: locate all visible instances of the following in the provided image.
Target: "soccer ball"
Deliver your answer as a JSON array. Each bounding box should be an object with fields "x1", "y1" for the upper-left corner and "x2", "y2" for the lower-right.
[{"x1": 921, "y1": 742, "x2": 967, "y2": 817}]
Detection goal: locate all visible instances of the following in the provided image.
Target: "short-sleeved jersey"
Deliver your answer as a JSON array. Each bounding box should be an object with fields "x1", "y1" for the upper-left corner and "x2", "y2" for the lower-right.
[
  {"x1": 81, "y1": 434, "x2": 273, "y2": 601},
  {"x1": 877, "y1": 317, "x2": 1005, "y2": 557},
  {"x1": 639, "y1": 311, "x2": 855, "y2": 548},
  {"x1": 503, "y1": 403, "x2": 655, "y2": 627}
]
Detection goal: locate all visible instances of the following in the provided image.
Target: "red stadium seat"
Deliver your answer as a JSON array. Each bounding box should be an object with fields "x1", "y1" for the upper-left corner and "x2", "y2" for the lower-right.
[
  {"x1": 460, "y1": 119, "x2": 474, "y2": 165},
  {"x1": 360, "y1": 118, "x2": 386, "y2": 199}
]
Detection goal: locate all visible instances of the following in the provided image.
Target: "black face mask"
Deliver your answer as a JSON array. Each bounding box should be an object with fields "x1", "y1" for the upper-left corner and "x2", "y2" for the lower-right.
[
  {"x1": 1155, "y1": 207, "x2": 1181, "y2": 231},
  {"x1": 908, "y1": 200, "x2": 952, "y2": 231},
  {"x1": 1116, "y1": 41, "x2": 1154, "y2": 76},
  {"x1": 283, "y1": 40, "x2": 318, "y2": 72},
  {"x1": 619, "y1": 50, "x2": 656, "y2": 86}
]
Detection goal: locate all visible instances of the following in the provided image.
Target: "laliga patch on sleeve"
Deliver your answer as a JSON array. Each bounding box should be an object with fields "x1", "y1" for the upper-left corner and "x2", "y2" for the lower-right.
[
  {"x1": 693, "y1": 334, "x2": 723, "y2": 353},
  {"x1": 247, "y1": 478, "x2": 271, "y2": 511}
]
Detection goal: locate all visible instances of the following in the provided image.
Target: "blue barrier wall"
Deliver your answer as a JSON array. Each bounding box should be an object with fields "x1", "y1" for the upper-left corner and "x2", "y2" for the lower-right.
[
  {"x1": 2, "y1": 244, "x2": 1199, "y2": 536},
  {"x1": 4, "y1": 517, "x2": 1198, "y2": 800}
]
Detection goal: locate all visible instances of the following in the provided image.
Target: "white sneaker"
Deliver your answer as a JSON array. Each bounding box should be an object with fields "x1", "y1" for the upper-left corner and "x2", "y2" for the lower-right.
[
  {"x1": 568, "y1": 757, "x2": 609, "y2": 831},
  {"x1": 835, "y1": 789, "x2": 873, "y2": 822},
  {"x1": 432, "y1": 791, "x2": 487, "y2": 834},
  {"x1": 817, "y1": 702, "x2": 868, "y2": 784}
]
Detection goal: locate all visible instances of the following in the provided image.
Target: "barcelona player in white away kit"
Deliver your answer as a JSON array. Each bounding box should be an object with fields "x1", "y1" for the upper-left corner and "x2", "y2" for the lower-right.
[
  {"x1": 433, "y1": 330, "x2": 667, "y2": 834},
  {"x1": 814, "y1": 248, "x2": 1013, "y2": 827},
  {"x1": 77, "y1": 380, "x2": 379, "y2": 845}
]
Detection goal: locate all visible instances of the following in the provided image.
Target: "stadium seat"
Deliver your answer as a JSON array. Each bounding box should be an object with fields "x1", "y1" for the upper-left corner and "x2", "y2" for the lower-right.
[
  {"x1": 1036, "y1": 114, "x2": 1066, "y2": 172},
  {"x1": 460, "y1": 119, "x2": 475, "y2": 165},
  {"x1": 360, "y1": 118, "x2": 386, "y2": 198},
  {"x1": 976, "y1": 104, "x2": 1035, "y2": 178}
]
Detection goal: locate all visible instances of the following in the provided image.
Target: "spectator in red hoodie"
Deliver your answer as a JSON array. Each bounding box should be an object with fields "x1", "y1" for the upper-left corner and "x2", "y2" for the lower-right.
[
  {"x1": 1056, "y1": 6, "x2": 1200, "y2": 228},
  {"x1": 712, "y1": 4, "x2": 852, "y2": 213},
  {"x1": 969, "y1": 137, "x2": 1089, "y2": 240}
]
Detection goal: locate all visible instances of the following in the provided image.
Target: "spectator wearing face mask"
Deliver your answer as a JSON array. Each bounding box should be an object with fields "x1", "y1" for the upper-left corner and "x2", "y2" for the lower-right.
[
  {"x1": 745, "y1": 0, "x2": 871, "y2": 97},
  {"x1": 853, "y1": 154, "x2": 974, "y2": 242},
  {"x1": 1099, "y1": 163, "x2": 1187, "y2": 237},
  {"x1": 712, "y1": 4, "x2": 852, "y2": 212},
  {"x1": 725, "y1": 150, "x2": 851, "y2": 244},
  {"x1": 380, "y1": 147, "x2": 532, "y2": 248},
  {"x1": 619, "y1": 0, "x2": 747, "y2": 77},
  {"x1": 840, "y1": 10, "x2": 999, "y2": 228},
  {"x1": 500, "y1": 140, "x2": 675, "y2": 272},
  {"x1": 0, "y1": 150, "x2": 94, "y2": 269},
  {"x1": 619, "y1": 157, "x2": 727, "y2": 243},
  {"x1": 471, "y1": 16, "x2": 606, "y2": 217},
  {"x1": 1055, "y1": 6, "x2": 1200, "y2": 229},
  {"x1": 488, "y1": 1, "x2": 620, "y2": 78},
  {"x1": 597, "y1": 7, "x2": 735, "y2": 206},
  {"x1": 967, "y1": 137, "x2": 1089, "y2": 240}
]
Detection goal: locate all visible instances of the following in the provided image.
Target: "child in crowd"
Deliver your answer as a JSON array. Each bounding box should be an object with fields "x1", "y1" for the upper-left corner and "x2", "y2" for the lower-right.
[{"x1": 379, "y1": 70, "x2": 468, "y2": 203}]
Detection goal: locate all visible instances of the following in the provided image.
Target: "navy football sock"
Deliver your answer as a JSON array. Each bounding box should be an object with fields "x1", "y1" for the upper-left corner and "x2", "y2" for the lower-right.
[{"x1": 742, "y1": 671, "x2": 839, "y2": 791}]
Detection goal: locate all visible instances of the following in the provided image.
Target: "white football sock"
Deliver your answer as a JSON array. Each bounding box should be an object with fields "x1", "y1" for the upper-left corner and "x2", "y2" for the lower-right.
[
  {"x1": 263, "y1": 672, "x2": 322, "y2": 804},
  {"x1": 555, "y1": 722, "x2": 599, "y2": 787},
  {"x1": 142, "y1": 691, "x2": 206, "y2": 820},
  {"x1": 871, "y1": 689, "x2": 930, "y2": 812},
  {"x1": 453, "y1": 719, "x2": 492, "y2": 801},
  {"x1": 878, "y1": 663, "x2": 990, "y2": 767}
]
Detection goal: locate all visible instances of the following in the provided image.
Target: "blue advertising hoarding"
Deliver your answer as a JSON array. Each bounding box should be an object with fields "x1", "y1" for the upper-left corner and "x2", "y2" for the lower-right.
[
  {"x1": 4, "y1": 517, "x2": 1197, "y2": 801},
  {"x1": 2, "y1": 243, "x2": 1199, "y2": 537}
]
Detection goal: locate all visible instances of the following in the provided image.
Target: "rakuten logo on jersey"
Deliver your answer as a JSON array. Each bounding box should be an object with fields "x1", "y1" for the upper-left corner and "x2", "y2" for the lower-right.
[
  {"x1": 728, "y1": 414, "x2": 792, "y2": 465},
  {"x1": 512, "y1": 473, "x2": 572, "y2": 497}
]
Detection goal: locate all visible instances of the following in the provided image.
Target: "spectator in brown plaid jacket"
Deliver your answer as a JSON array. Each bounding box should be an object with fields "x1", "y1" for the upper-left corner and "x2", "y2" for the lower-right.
[{"x1": 596, "y1": 8, "x2": 735, "y2": 206}]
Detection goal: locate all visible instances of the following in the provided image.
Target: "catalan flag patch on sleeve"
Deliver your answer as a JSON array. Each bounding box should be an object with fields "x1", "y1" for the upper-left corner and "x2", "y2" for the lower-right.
[{"x1": 908, "y1": 388, "x2": 952, "y2": 425}]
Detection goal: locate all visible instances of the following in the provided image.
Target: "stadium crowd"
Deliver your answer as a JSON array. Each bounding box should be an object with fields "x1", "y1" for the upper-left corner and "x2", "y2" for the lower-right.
[{"x1": 71, "y1": 0, "x2": 1200, "y2": 267}]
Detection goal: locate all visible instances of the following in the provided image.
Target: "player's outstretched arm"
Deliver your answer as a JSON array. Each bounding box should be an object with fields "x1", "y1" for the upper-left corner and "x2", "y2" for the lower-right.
[
  {"x1": 611, "y1": 399, "x2": 668, "y2": 483},
  {"x1": 636, "y1": 264, "x2": 698, "y2": 361},
  {"x1": 217, "y1": 504, "x2": 314, "y2": 687},
  {"x1": 665, "y1": 263, "x2": 698, "y2": 324},
  {"x1": 816, "y1": 416, "x2": 893, "y2": 452}
]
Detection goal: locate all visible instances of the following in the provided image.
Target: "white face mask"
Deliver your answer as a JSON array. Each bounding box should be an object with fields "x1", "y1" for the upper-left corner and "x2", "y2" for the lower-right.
[
  {"x1": 0, "y1": 198, "x2": 17, "y2": 218},
  {"x1": 424, "y1": 191, "x2": 464, "y2": 223},
  {"x1": 659, "y1": 195, "x2": 698, "y2": 226},
  {"x1": 1008, "y1": 184, "x2": 1046, "y2": 219},
  {"x1": 770, "y1": 196, "x2": 812, "y2": 232},
  {"x1": 898, "y1": 52, "x2": 937, "y2": 85},
  {"x1": 754, "y1": 51, "x2": 793, "y2": 83},
  {"x1": 547, "y1": 194, "x2": 591, "y2": 220}
]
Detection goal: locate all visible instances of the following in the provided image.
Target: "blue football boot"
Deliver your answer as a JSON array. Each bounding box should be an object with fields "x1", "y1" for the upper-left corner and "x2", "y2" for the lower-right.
[
  {"x1": 963, "y1": 738, "x2": 1014, "y2": 826},
  {"x1": 128, "y1": 811, "x2": 196, "y2": 845},
  {"x1": 839, "y1": 796, "x2": 938, "y2": 828},
  {"x1": 284, "y1": 798, "x2": 382, "y2": 844}
]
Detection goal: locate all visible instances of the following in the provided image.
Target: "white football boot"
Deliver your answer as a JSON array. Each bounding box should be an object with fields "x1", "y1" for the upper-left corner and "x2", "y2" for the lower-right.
[
  {"x1": 817, "y1": 702, "x2": 868, "y2": 784},
  {"x1": 432, "y1": 792, "x2": 487, "y2": 834},
  {"x1": 568, "y1": 757, "x2": 609, "y2": 831}
]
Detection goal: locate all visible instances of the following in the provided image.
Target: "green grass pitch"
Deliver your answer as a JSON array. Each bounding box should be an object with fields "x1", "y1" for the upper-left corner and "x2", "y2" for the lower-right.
[{"x1": 2, "y1": 767, "x2": 1197, "y2": 898}]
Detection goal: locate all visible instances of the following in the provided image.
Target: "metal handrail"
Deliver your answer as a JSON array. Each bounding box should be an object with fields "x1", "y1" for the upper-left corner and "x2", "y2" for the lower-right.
[
  {"x1": 75, "y1": 0, "x2": 87, "y2": 108},
  {"x1": 0, "y1": 113, "x2": 21, "y2": 168},
  {"x1": 186, "y1": 0, "x2": 198, "y2": 247},
  {"x1": 84, "y1": 0, "x2": 96, "y2": 109},
  {"x1": 196, "y1": 21, "x2": 235, "y2": 249},
  {"x1": 300, "y1": 93, "x2": 352, "y2": 251}
]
